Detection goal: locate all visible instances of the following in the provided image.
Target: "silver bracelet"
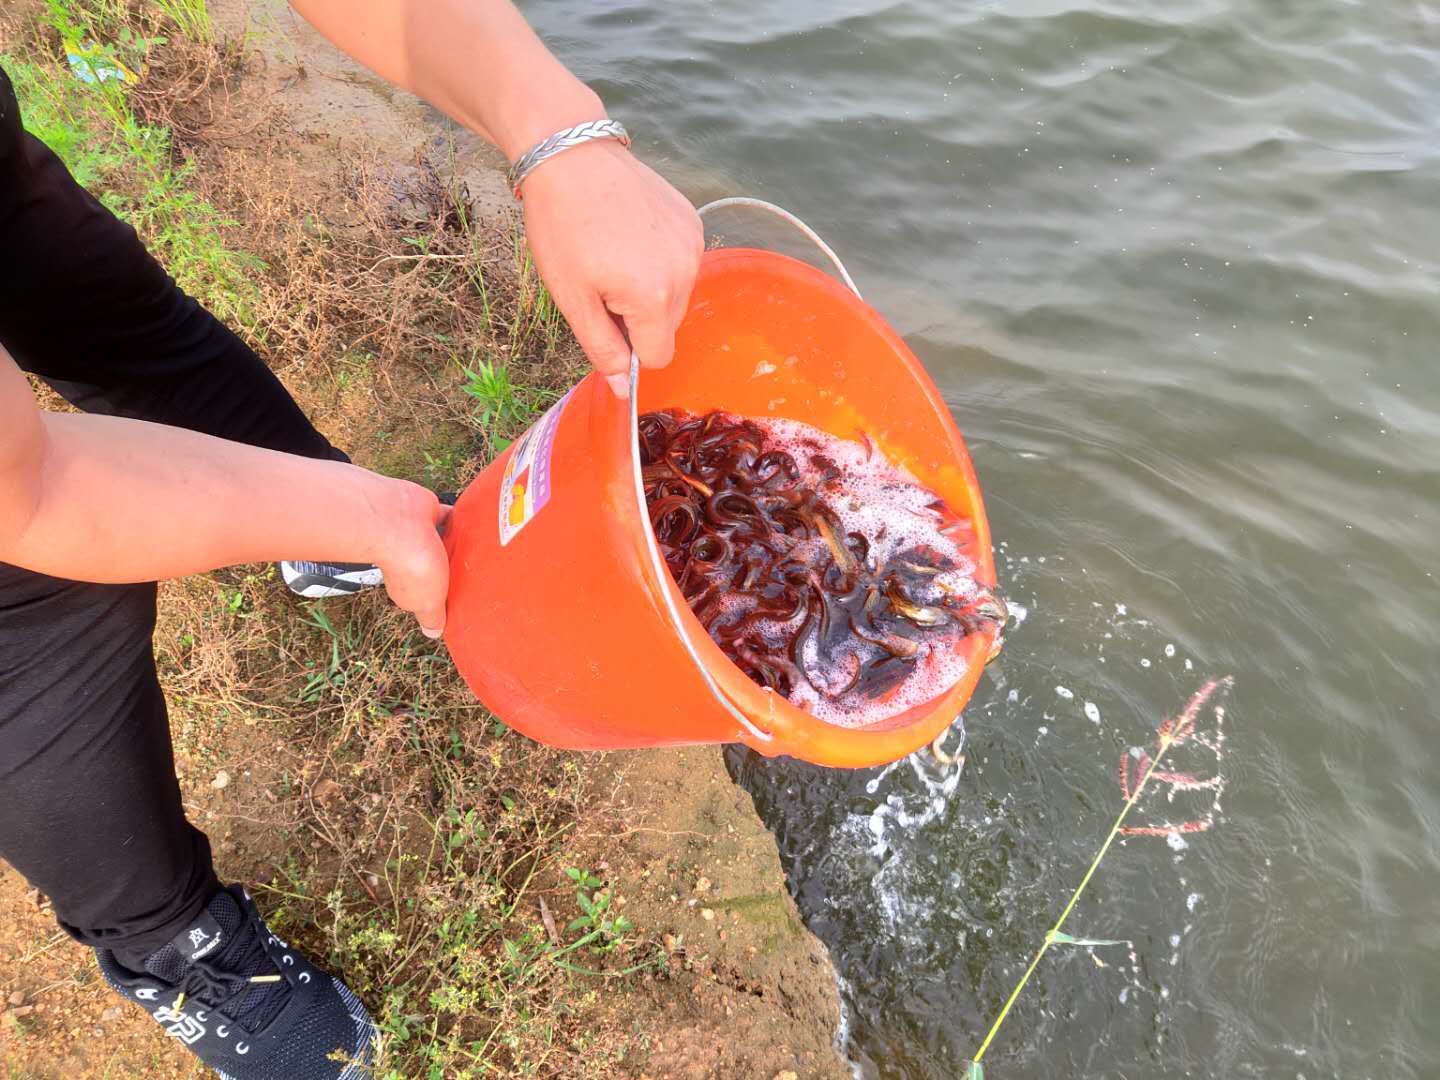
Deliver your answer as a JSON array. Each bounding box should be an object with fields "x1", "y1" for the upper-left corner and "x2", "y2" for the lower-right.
[{"x1": 506, "y1": 119, "x2": 632, "y2": 199}]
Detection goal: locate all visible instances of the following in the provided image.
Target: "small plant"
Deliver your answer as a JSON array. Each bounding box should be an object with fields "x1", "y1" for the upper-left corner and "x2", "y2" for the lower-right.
[
  {"x1": 298, "y1": 606, "x2": 366, "y2": 703},
  {"x1": 443, "y1": 806, "x2": 486, "y2": 852},
  {"x1": 566, "y1": 867, "x2": 603, "y2": 891},
  {"x1": 558, "y1": 869, "x2": 633, "y2": 956},
  {"x1": 421, "y1": 446, "x2": 459, "y2": 491},
  {"x1": 563, "y1": 867, "x2": 633, "y2": 951},
  {"x1": 458, "y1": 350, "x2": 561, "y2": 457},
  {"x1": 460, "y1": 356, "x2": 520, "y2": 431}
]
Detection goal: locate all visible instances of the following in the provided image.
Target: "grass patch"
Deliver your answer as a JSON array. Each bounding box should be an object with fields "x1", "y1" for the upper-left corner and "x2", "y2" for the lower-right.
[{"x1": 159, "y1": 578, "x2": 656, "y2": 1077}]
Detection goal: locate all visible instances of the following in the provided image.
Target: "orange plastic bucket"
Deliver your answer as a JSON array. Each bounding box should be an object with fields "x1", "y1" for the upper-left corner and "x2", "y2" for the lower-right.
[{"x1": 444, "y1": 230, "x2": 998, "y2": 768}]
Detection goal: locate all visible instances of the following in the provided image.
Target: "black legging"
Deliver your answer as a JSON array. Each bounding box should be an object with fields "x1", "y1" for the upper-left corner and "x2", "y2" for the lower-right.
[{"x1": 0, "y1": 65, "x2": 344, "y2": 968}]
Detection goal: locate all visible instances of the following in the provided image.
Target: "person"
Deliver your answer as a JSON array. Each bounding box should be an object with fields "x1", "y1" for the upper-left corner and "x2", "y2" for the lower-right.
[{"x1": 0, "y1": 0, "x2": 702, "y2": 1075}]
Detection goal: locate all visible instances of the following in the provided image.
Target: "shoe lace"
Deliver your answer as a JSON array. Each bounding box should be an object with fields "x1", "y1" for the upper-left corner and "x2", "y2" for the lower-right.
[{"x1": 171, "y1": 957, "x2": 283, "y2": 1019}]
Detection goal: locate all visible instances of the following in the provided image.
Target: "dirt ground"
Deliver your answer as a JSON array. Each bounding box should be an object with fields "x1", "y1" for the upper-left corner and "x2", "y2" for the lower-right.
[{"x1": 0, "y1": 2, "x2": 846, "y2": 1077}]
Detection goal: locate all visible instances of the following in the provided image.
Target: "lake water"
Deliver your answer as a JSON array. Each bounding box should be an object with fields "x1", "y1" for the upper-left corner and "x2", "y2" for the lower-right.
[{"x1": 519, "y1": 1, "x2": 1440, "y2": 1076}]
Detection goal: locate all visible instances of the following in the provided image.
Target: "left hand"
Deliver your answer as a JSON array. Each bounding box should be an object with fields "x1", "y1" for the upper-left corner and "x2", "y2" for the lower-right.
[{"x1": 520, "y1": 139, "x2": 704, "y2": 394}]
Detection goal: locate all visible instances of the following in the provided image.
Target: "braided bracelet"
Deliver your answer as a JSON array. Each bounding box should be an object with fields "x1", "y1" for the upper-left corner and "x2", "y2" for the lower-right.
[{"x1": 506, "y1": 119, "x2": 632, "y2": 199}]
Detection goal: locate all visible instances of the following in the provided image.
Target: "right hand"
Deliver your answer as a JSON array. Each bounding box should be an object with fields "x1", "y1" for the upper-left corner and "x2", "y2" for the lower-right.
[
  {"x1": 520, "y1": 139, "x2": 704, "y2": 394},
  {"x1": 375, "y1": 481, "x2": 452, "y2": 639}
]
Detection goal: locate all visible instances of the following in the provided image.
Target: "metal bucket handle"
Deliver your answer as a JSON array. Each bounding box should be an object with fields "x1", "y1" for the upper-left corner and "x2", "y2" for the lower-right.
[{"x1": 626, "y1": 198, "x2": 862, "y2": 746}]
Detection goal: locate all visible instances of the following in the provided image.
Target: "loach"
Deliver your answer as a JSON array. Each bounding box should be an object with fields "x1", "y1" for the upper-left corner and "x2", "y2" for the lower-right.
[{"x1": 639, "y1": 409, "x2": 1006, "y2": 728}]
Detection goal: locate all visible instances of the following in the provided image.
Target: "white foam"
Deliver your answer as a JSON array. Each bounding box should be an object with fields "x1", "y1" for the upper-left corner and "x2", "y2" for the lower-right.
[{"x1": 706, "y1": 415, "x2": 989, "y2": 729}]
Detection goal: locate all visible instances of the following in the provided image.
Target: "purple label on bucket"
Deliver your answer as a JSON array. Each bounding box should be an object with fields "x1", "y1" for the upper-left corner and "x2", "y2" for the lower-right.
[{"x1": 497, "y1": 385, "x2": 576, "y2": 547}]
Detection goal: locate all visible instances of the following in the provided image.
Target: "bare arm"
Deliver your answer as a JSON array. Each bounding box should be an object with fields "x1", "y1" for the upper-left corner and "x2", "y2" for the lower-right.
[
  {"x1": 290, "y1": 0, "x2": 703, "y2": 388},
  {"x1": 0, "y1": 346, "x2": 449, "y2": 636},
  {"x1": 289, "y1": 0, "x2": 598, "y2": 162}
]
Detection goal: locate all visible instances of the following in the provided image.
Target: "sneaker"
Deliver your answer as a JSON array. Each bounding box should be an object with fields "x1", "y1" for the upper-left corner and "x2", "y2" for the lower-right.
[
  {"x1": 96, "y1": 885, "x2": 376, "y2": 1079},
  {"x1": 280, "y1": 493, "x2": 455, "y2": 598},
  {"x1": 280, "y1": 559, "x2": 385, "y2": 598}
]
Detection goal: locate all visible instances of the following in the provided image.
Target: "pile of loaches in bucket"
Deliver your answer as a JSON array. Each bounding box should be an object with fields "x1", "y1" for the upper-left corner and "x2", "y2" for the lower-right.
[{"x1": 640, "y1": 409, "x2": 1006, "y2": 728}]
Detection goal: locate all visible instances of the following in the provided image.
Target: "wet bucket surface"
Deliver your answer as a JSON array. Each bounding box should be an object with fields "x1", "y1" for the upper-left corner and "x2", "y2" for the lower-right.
[{"x1": 444, "y1": 247, "x2": 998, "y2": 768}]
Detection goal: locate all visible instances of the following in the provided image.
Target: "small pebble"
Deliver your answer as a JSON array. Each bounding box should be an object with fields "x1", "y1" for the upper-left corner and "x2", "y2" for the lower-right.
[
  {"x1": 7, "y1": 990, "x2": 24, "y2": 1007},
  {"x1": 211, "y1": 770, "x2": 230, "y2": 791},
  {"x1": 700, "y1": 908, "x2": 715, "y2": 921},
  {"x1": 694, "y1": 876, "x2": 711, "y2": 894}
]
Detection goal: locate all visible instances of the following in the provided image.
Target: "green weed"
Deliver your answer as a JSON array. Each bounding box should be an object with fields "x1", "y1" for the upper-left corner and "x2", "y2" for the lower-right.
[
  {"x1": 460, "y1": 355, "x2": 555, "y2": 450},
  {"x1": 508, "y1": 237, "x2": 568, "y2": 359},
  {"x1": 560, "y1": 867, "x2": 634, "y2": 951},
  {"x1": 421, "y1": 445, "x2": 461, "y2": 492},
  {"x1": 151, "y1": 0, "x2": 211, "y2": 43},
  {"x1": 298, "y1": 605, "x2": 367, "y2": 704},
  {"x1": 460, "y1": 357, "x2": 519, "y2": 429}
]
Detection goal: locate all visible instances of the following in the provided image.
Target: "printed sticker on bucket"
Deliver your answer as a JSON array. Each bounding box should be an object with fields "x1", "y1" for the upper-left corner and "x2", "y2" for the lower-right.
[{"x1": 498, "y1": 386, "x2": 575, "y2": 547}]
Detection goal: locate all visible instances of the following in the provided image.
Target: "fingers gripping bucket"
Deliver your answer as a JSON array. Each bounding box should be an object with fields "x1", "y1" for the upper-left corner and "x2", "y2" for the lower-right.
[{"x1": 443, "y1": 201, "x2": 999, "y2": 769}]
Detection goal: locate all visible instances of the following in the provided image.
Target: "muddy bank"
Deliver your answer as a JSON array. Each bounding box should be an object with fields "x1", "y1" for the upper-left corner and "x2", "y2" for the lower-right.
[
  {"x1": 215, "y1": 0, "x2": 512, "y2": 211},
  {"x1": 577, "y1": 749, "x2": 846, "y2": 1079}
]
